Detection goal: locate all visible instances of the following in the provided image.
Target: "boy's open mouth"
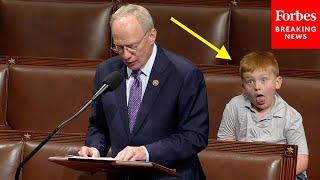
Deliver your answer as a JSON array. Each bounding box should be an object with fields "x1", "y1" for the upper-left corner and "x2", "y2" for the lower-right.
[{"x1": 256, "y1": 94, "x2": 265, "y2": 105}]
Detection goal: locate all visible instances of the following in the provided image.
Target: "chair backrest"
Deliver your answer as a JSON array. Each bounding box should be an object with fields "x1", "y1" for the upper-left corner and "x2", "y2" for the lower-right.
[
  {"x1": 0, "y1": 65, "x2": 8, "y2": 127},
  {"x1": 0, "y1": 0, "x2": 113, "y2": 59},
  {"x1": 7, "y1": 64, "x2": 96, "y2": 133},
  {"x1": 199, "y1": 139, "x2": 297, "y2": 180},
  {"x1": 141, "y1": 3, "x2": 230, "y2": 65},
  {"x1": 0, "y1": 137, "x2": 23, "y2": 180}
]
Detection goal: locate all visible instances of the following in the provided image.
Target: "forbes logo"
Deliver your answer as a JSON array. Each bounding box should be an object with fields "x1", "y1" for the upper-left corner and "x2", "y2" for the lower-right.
[{"x1": 276, "y1": 10, "x2": 317, "y2": 21}]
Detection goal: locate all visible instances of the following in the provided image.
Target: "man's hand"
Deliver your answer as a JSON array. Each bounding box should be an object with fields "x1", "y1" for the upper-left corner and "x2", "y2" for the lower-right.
[
  {"x1": 115, "y1": 146, "x2": 146, "y2": 161},
  {"x1": 78, "y1": 146, "x2": 100, "y2": 158}
]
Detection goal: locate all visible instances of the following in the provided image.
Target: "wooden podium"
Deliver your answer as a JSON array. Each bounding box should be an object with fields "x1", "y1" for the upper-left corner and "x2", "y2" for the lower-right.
[{"x1": 48, "y1": 156, "x2": 179, "y2": 178}]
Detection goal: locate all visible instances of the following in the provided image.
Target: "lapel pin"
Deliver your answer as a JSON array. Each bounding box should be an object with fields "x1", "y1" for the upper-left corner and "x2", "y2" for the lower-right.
[{"x1": 152, "y1": 80, "x2": 159, "y2": 87}]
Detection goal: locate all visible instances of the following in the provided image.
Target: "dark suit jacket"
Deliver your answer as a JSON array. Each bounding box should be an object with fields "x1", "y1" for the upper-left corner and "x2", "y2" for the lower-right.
[{"x1": 86, "y1": 46, "x2": 209, "y2": 179}]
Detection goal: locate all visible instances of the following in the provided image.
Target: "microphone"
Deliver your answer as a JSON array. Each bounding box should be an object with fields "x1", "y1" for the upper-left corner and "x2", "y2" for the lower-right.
[
  {"x1": 92, "y1": 71, "x2": 124, "y2": 100},
  {"x1": 15, "y1": 71, "x2": 124, "y2": 180}
]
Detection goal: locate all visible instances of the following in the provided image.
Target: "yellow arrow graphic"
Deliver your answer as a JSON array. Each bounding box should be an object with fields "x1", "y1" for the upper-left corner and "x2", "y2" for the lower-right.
[{"x1": 170, "y1": 17, "x2": 231, "y2": 60}]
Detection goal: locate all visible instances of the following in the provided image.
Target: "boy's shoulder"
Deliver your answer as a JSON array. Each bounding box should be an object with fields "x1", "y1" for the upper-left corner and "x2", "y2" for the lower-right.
[
  {"x1": 227, "y1": 94, "x2": 249, "y2": 107},
  {"x1": 275, "y1": 94, "x2": 302, "y2": 120},
  {"x1": 223, "y1": 94, "x2": 250, "y2": 116}
]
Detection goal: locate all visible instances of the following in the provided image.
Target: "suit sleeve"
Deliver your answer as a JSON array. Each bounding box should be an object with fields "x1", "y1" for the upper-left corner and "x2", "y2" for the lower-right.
[
  {"x1": 85, "y1": 67, "x2": 111, "y2": 157},
  {"x1": 145, "y1": 68, "x2": 209, "y2": 166}
]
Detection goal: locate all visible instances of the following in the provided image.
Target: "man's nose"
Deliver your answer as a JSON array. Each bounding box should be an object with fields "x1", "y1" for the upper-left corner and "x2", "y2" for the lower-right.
[{"x1": 121, "y1": 48, "x2": 132, "y2": 59}]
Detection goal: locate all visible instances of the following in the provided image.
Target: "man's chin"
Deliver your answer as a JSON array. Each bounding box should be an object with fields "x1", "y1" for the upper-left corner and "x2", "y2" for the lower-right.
[
  {"x1": 126, "y1": 62, "x2": 140, "y2": 70},
  {"x1": 126, "y1": 64, "x2": 135, "y2": 70}
]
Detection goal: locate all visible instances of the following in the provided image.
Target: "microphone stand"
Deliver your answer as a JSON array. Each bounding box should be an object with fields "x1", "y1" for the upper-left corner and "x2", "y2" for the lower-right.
[{"x1": 15, "y1": 84, "x2": 108, "y2": 180}]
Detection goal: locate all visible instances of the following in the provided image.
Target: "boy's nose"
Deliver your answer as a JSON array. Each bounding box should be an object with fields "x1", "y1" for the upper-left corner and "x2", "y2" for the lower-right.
[{"x1": 254, "y1": 81, "x2": 262, "y2": 90}]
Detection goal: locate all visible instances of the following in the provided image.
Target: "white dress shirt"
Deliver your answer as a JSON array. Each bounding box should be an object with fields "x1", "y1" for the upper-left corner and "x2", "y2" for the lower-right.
[{"x1": 125, "y1": 44, "x2": 157, "y2": 162}]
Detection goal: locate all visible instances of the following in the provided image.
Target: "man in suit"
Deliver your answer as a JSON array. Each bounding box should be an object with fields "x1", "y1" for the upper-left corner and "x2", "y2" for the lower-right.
[{"x1": 79, "y1": 4, "x2": 209, "y2": 179}]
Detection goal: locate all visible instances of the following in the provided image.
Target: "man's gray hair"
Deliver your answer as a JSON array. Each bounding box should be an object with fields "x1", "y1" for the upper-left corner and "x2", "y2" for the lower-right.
[{"x1": 110, "y1": 4, "x2": 154, "y2": 33}]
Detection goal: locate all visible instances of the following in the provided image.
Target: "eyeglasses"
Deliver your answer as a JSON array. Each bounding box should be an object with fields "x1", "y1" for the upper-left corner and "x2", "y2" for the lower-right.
[{"x1": 111, "y1": 32, "x2": 149, "y2": 55}]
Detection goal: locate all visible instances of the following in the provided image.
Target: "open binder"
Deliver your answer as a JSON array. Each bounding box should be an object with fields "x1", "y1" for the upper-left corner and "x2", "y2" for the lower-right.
[{"x1": 48, "y1": 156, "x2": 179, "y2": 177}]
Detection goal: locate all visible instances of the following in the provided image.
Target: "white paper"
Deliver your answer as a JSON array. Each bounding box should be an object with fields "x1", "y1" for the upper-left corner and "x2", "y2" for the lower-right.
[{"x1": 66, "y1": 155, "x2": 118, "y2": 161}]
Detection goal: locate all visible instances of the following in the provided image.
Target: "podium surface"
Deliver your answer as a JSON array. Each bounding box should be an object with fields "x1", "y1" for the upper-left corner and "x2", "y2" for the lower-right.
[{"x1": 48, "y1": 156, "x2": 179, "y2": 177}]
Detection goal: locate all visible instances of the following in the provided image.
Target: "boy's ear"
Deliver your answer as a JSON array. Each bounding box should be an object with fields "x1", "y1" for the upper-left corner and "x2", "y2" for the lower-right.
[
  {"x1": 241, "y1": 81, "x2": 247, "y2": 94},
  {"x1": 275, "y1": 76, "x2": 283, "y2": 90},
  {"x1": 241, "y1": 77, "x2": 245, "y2": 87}
]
